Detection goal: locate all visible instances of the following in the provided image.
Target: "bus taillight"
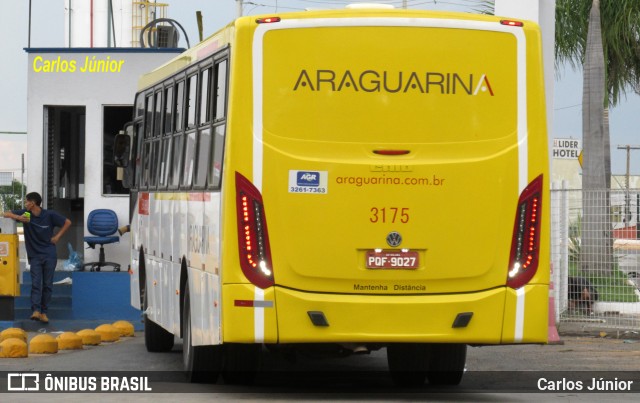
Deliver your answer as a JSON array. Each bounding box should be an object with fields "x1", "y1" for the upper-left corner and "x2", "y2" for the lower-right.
[
  {"x1": 500, "y1": 19, "x2": 524, "y2": 27},
  {"x1": 507, "y1": 175, "x2": 543, "y2": 289},
  {"x1": 256, "y1": 17, "x2": 281, "y2": 24},
  {"x1": 235, "y1": 172, "x2": 274, "y2": 289}
]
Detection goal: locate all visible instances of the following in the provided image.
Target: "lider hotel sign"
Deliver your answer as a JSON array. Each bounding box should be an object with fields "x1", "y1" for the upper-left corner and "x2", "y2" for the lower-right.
[{"x1": 553, "y1": 138, "x2": 581, "y2": 160}]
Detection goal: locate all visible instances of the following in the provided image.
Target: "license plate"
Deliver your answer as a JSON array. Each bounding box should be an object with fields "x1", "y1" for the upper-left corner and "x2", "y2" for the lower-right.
[{"x1": 366, "y1": 250, "x2": 419, "y2": 269}]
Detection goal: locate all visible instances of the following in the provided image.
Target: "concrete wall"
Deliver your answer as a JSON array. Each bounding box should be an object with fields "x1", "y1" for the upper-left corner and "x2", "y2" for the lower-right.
[{"x1": 26, "y1": 48, "x2": 182, "y2": 268}]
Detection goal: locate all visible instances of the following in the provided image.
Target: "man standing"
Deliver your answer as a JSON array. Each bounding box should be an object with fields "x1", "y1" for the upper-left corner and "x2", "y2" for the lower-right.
[{"x1": 3, "y1": 192, "x2": 71, "y2": 324}]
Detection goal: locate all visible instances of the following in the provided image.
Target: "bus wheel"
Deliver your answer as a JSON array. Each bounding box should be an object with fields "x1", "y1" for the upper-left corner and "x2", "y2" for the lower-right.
[
  {"x1": 222, "y1": 343, "x2": 261, "y2": 385},
  {"x1": 386, "y1": 343, "x2": 428, "y2": 386},
  {"x1": 143, "y1": 288, "x2": 174, "y2": 352},
  {"x1": 182, "y1": 282, "x2": 222, "y2": 383},
  {"x1": 426, "y1": 344, "x2": 467, "y2": 385}
]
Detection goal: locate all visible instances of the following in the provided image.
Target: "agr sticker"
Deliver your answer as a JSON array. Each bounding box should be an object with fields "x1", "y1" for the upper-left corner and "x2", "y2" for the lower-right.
[{"x1": 288, "y1": 170, "x2": 328, "y2": 194}]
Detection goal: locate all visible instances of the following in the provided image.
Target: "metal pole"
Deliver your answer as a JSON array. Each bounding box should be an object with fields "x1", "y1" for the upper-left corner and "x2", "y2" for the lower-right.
[
  {"x1": 28, "y1": 0, "x2": 32, "y2": 48},
  {"x1": 625, "y1": 145, "x2": 631, "y2": 225},
  {"x1": 617, "y1": 145, "x2": 640, "y2": 225},
  {"x1": 107, "y1": 0, "x2": 112, "y2": 47},
  {"x1": 237, "y1": 0, "x2": 243, "y2": 18},
  {"x1": 21, "y1": 154, "x2": 24, "y2": 208}
]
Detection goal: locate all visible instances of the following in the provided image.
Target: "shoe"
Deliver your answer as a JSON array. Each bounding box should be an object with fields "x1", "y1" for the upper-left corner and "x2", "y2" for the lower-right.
[
  {"x1": 39, "y1": 313, "x2": 49, "y2": 324},
  {"x1": 30, "y1": 311, "x2": 41, "y2": 321}
]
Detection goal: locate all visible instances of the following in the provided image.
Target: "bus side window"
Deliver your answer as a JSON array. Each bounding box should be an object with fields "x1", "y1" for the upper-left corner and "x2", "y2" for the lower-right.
[
  {"x1": 194, "y1": 127, "x2": 211, "y2": 188},
  {"x1": 144, "y1": 93, "x2": 153, "y2": 138},
  {"x1": 149, "y1": 138, "x2": 161, "y2": 189},
  {"x1": 214, "y1": 60, "x2": 227, "y2": 121},
  {"x1": 135, "y1": 93, "x2": 144, "y2": 119},
  {"x1": 181, "y1": 131, "x2": 196, "y2": 188},
  {"x1": 199, "y1": 67, "x2": 211, "y2": 125},
  {"x1": 132, "y1": 121, "x2": 143, "y2": 190},
  {"x1": 164, "y1": 85, "x2": 173, "y2": 135},
  {"x1": 186, "y1": 74, "x2": 197, "y2": 129},
  {"x1": 175, "y1": 80, "x2": 184, "y2": 132},
  {"x1": 142, "y1": 141, "x2": 151, "y2": 189},
  {"x1": 158, "y1": 136, "x2": 172, "y2": 189},
  {"x1": 209, "y1": 124, "x2": 225, "y2": 189},
  {"x1": 169, "y1": 133, "x2": 184, "y2": 189},
  {"x1": 149, "y1": 90, "x2": 163, "y2": 189},
  {"x1": 159, "y1": 82, "x2": 174, "y2": 189},
  {"x1": 208, "y1": 58, "x2": 227, "y2": 189},
  {"x1": 153, "y1": 90, "x2": 162, "y2": 138}
]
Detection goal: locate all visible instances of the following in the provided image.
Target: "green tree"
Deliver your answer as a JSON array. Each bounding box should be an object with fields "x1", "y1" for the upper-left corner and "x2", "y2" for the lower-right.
[{"x1": 0, "y1": 179, "x2": 26, "y2": 211}]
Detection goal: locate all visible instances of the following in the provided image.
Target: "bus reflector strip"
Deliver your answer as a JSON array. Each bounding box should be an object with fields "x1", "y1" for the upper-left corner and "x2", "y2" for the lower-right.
[{"x1": 234, "y1": 299, "x2": 274, "y2": 308}]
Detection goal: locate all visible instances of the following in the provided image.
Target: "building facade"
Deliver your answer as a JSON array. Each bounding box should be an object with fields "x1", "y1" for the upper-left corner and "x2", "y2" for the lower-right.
[{"x1": 26, "y1": 48, "x2": 181, "y2": 267}]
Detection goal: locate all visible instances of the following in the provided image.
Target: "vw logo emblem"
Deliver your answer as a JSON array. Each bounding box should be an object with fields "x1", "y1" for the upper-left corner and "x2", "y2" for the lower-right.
[{"x1": 386, "y1": 231, "x2": 402, "y2": 247}]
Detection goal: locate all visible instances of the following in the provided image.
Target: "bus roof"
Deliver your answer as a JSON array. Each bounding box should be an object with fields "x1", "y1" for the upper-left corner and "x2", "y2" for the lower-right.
[{"x1": 136, "y1": 8, "x2": 536, "y2": 91}]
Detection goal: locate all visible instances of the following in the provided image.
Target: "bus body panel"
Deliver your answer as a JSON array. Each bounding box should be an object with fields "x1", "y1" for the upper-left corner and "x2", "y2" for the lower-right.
[
  {"x1": 260, "y1": 139, "x2": 518, "y2": 294},
  {"x1": 131, "y1": 190, "x2": 224, "y2": 346},
  {"x1": 255, "y1": 20, "x2": 520, "y2": 295},
  {"x1": 231, "y1": 15, "x2": 548, "y2": 344},
  {"x1": 222, "y1": 284, "x2": 279, "y2": 343},
  {"x1": 501, "y1": 284, "x2": 549, "y2": 343}
]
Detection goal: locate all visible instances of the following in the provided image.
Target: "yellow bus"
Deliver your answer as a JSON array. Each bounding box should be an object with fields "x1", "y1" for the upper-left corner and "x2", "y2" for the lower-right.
[{"x1": 114, "y1": 6, "x2": 550, "y2": 386}]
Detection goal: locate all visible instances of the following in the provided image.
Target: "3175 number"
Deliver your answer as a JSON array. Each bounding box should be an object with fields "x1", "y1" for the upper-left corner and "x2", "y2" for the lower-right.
[{"x1": 370, "y1": 207, "x2": 409, "y2": 223}]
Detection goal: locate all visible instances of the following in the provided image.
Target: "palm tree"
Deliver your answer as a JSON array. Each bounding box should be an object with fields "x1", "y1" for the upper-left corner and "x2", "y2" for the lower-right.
[
  {"x1": 581, "y1": 0, "x2": 612, "y2": 275},
  {"x1": 555, "y1": 0, "x2": 640, "y2": 275}
]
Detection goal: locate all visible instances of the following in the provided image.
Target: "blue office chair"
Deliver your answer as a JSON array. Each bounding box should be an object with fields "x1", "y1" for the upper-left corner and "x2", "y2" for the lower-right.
[{"x1": 82, "y1": 209, "x2": 121, "y2": 272}]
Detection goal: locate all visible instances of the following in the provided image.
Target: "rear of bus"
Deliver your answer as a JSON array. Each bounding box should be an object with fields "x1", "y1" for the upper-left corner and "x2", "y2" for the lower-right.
[{"x1": 223, "y1": 9, "x2": 549, "y2": 358}]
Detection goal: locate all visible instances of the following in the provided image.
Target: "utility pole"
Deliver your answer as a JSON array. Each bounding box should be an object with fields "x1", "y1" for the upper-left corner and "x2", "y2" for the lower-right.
[
  {"x1": 617, "y1": 145, "x2": 640, "y2": 225},
  {"x1": 28, "y1": 0, "x2": 32, "y2": 48},
  {"x1": 237, "y1": 0, "x2": 243, "y2": 18},
  {"x1": 21, "y1": 154, "x2": 25, "y2": 208},
  {"x1": 402, "y1": 0, "x2": 408, "y2": 9}
]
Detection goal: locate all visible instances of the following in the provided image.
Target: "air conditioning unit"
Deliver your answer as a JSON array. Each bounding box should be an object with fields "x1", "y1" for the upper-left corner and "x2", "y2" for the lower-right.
[{"x1": 156, "y1": 25, "x2": 179, "y2": 48}]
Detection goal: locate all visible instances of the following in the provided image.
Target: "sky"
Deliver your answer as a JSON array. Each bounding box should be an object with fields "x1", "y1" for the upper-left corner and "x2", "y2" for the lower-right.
[{"x1": 1, "y1": 0, "x2": 640, "y2": 178}]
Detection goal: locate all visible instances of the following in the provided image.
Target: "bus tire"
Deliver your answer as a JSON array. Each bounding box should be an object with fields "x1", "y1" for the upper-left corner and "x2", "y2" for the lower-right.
[
  {"x1": 182, "y1": 282, "x2": 222, "y2": 383},
  {"x1": 222, "y1": 343, "x2": 261, "y2": 385},
  {"x1": 426, "y1": 343, "x2": 466, "y2": 385},
  {"x1": 143, "y1": 287, "x2": 174, "y2": 352},
  {"x1": 386, "y1": 343, "x2": 428, "y2": 386}
]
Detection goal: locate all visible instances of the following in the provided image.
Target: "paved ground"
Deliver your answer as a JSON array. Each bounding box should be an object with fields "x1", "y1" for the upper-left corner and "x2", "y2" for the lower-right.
[
  {"x1": 1, "y1": 330, "x2": 639, "y2": 372},
  {"x1": 2, "y1": 331, "x2": 640, "y2": 401}
]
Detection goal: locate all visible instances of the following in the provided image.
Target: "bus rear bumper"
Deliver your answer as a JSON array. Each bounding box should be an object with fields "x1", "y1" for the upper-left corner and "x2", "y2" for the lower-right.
[{"x1": 274, "y1": 285, "x2": 548, "y2": 344}]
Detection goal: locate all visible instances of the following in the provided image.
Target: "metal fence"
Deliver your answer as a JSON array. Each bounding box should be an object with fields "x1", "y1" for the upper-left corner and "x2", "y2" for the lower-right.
[{"x1": 551, "y1": 183, "x2": 640, "y2": 333}]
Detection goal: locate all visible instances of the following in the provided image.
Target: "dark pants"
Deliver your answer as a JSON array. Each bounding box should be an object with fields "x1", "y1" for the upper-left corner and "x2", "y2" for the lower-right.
[{"x1": 29, "y1": 256, "x2": 57, "y2": 314}]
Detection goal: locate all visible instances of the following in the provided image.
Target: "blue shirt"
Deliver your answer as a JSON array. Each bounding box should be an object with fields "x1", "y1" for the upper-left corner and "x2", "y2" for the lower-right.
[{"x1": 12, "y1": 208, "x2": 67, "y2": 260}]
